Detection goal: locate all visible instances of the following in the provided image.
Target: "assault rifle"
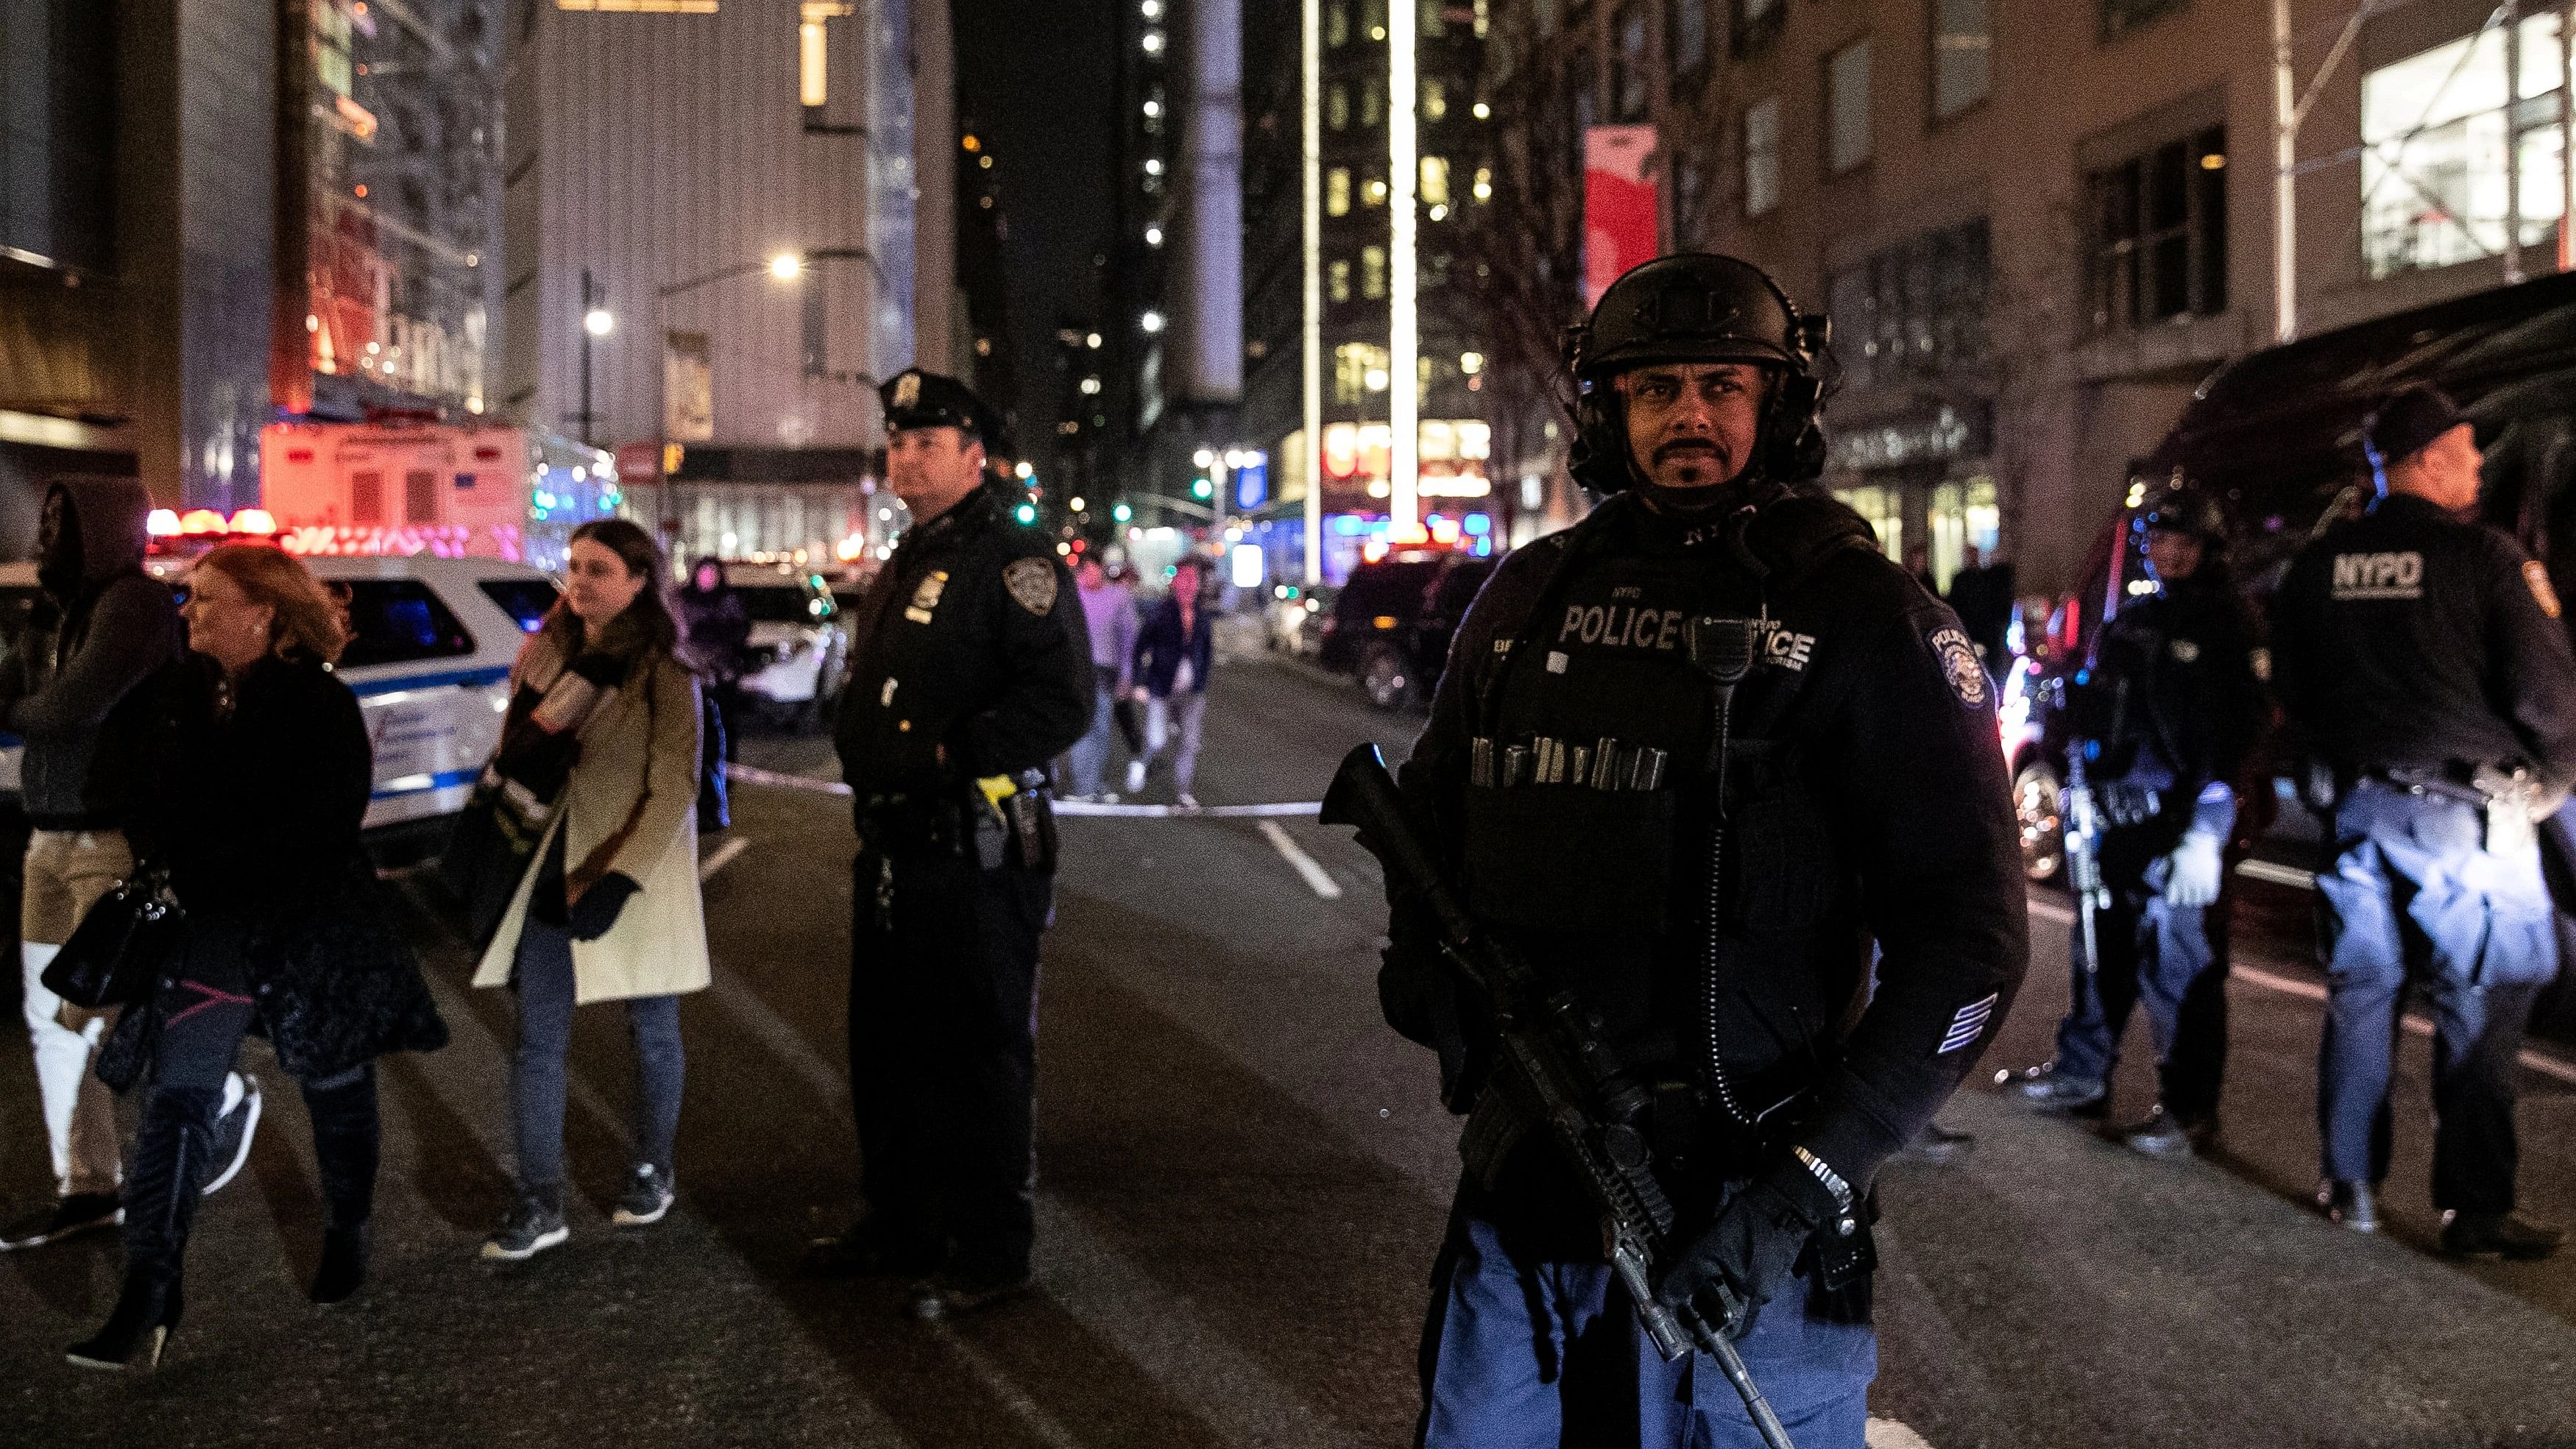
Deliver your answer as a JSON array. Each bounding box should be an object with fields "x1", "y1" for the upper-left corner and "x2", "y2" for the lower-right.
[
  {"x1": 1322, "y1": 743, "x2": 1797, "y2": 1449},
  {"x1": 2062, "y1": 746, "x2": 2106, "y2": 974}
]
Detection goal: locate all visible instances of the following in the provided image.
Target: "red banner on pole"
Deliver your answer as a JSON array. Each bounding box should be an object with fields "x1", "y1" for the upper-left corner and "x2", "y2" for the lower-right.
[{"x1": 1584, "y1": 125, "x2": 1660, "y2": 307}]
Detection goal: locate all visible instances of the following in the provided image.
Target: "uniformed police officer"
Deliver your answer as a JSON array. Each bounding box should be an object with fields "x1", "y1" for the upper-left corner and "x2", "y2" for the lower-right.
[
  {"x1": 807, "y1": 368, "x2": 1093, "y2": 1315},
  {"x1": 1381, "y1": 254, "x2": 2027, "y2": 1446},
  {"x1": 2271, "y1": 383, "x2": 2576, "y2": 1256},
  {"x1": 2002, "y1": 489, "x2": 2270, "y2": 1156}
]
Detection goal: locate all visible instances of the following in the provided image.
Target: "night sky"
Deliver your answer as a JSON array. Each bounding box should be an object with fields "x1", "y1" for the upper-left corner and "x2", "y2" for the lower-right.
[{"x1": 953, "y1": 0, "x2": 1117, "y2": 416}]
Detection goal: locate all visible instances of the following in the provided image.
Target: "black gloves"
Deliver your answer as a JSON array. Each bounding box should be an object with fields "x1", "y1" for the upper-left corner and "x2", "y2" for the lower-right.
[
  {"x1": 567, "y1": 872, "x2": 640, "y2": 942},
  {"x1": 1654, "y1": 1161, "x2": 1841, "y2": 1341},
  {"x1": 569, "y1": 651, "x2": 630, "y2": 690}
]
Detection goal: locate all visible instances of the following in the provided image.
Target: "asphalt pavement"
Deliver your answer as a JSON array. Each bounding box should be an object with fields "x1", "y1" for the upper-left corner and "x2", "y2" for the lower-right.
[{"x1": 3, "y1": 652, "x2": 2575, "y2": 1447}]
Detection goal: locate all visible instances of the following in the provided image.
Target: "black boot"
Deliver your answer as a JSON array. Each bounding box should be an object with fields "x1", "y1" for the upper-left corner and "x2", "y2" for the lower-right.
[
  {"x1": 302, "y1": 1067, "x2": 380, "y2": 1305},
  {"x1": 68, "y1": 1086, "x2": 218, "y2": 1370}
]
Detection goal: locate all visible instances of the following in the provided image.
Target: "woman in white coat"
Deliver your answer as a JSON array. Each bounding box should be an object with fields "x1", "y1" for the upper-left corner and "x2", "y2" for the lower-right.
[{"x1": 472, "y1": 519, "x2": 709, "y2": 1261}]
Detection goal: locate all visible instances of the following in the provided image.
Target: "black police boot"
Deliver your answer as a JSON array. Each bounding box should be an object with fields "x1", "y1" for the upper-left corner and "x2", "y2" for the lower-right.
[
  {"x1": 1889, "y1": 1120, "x2": 1975, "y2": 1167},
  {"x1": 2439, "y1": 1211, "x2": 2563, "y2": 1261},
  {"x1": 2318, "y1": 1179, "x2": 2379, "y2": 1233},
  {"x1": 2121, "y1": 1104, "x2": 2215, "y2": 1160},
  {"x1": 67, "y1": 1087, "x2": 217, "y2": 1370},
  {"x1": 1995, "y1": 1063, "x2": 2107, "y2": 1115},
  {"x1": 303, "y1": 1068, "x2": 380, "y2": 1305}
]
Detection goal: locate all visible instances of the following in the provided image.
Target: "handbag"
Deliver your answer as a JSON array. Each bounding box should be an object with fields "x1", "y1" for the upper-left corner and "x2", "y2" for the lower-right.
[{"x1": 43, "y1": 868, "x2": 185, "y2": 1010}]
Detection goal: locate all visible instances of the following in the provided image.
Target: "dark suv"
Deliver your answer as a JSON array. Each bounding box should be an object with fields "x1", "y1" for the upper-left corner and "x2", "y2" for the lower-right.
[{"x1": 1320, "y1": 550, "x2": 1499, "y2": 710}]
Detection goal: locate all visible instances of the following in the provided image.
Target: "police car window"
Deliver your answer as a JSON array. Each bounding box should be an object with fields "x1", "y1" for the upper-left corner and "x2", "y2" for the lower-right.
[
  {"x1": 337, "y1": 580, "x2": 477, "y2": 667},
  {"x1": 478, "y1": 579, "x2": 559, "y2": 634}
]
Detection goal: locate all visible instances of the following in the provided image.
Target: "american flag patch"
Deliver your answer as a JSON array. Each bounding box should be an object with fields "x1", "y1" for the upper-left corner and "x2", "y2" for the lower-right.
[{"x1": 1937, "y1": 993, "x2": 1999, "y2": 1055}]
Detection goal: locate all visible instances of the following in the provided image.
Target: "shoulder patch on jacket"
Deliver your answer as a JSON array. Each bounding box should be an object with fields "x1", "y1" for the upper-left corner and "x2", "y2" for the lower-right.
[
  {"x1": 1928, "y1": 626, "x2": 1989, "y2": 709},
  {"x1": 1002, "y1": 557, "x2": 1058, "y2": 616},
  {"x1": 2526, "y1": 561, "x2": 2562, "y2": 620}
]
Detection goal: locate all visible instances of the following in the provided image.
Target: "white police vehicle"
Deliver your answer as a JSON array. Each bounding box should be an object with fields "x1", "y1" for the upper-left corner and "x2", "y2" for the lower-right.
[
  {"x1": 724, "y1": 563, "x2": 846, "y2": 730},
  {"x1": 0, "y1": 554, "x2": 559, "y2": 865}
]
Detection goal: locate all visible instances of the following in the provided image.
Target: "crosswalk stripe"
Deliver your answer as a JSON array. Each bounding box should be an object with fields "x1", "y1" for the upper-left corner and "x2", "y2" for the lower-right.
[
  {"x1": 1259, "y1": 819, "x2": 1345, "y2": 899},
  {"x1": 1866, "y1": 1417, "x2": 1939, "y2": 1448}
]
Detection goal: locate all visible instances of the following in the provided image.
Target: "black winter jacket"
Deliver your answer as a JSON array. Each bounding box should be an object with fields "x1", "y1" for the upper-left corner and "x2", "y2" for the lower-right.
[{"x1": 102, "y1": 653, "x2": 447, "y2": 1088}]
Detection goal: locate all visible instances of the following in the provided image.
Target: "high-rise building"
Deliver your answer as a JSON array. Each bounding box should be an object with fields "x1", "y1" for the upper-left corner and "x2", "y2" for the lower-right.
[{"x1": 500, "y1": 0, "x2": 955, "y2": 564}]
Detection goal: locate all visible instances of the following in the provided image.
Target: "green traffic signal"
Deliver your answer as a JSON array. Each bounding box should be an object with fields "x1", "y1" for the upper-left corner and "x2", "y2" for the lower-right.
[
  {"x1": 1014, "y1": 503, "x2": 1038, "y2": 525},
  {"x1": 1112, "y1": 503, "x2": 1133, "y2": 522},
  {"x1": 1192, "y1": 478, "x2": 1213, "y2": 500}
]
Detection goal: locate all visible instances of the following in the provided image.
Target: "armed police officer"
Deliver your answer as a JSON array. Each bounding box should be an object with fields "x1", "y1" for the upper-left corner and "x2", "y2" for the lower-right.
[
  {"x1": 2272, "y1": 384, "x2": 2576, "y2": 1257},
  {"x1": 809, "y1": 368, "x2": 1093, "y2": 1316},
  {"x1": 1378, "y1": 254, "x2": 2026, "y2": 1447},
  {"x1": 2003, "y1": 489, "x2": 2269, "y2": 1156}
]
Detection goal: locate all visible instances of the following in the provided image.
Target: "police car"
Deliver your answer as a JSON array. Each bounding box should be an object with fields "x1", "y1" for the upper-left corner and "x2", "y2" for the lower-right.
[
  {"x1": 724, "y1": 564, "x2": 847, "y2": 730},
  {"x1": 0, "y1": 553, "x2": 558, "y2": 865}
]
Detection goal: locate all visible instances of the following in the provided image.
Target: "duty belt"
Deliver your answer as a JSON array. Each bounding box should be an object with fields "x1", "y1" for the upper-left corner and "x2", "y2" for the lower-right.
[
  {"x1": 2374, "y1": 762, "x2": 2547, "y2": 854},
  {"x1": 1468, "y1": 734, "x2": 1671, "y2": 791}
]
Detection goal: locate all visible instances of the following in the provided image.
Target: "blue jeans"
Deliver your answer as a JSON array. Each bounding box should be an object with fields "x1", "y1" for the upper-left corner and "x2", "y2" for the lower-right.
[
  {"x1": 1066, "y1": 678, "x2": 1117, "y2": 796},
  {"x1": 2050, "y1": 821, "x2": 2232, "y2": 1119},
  {"x1": 2313, "y1": 781, "x2": 2555, "y2": 1210},
  {"x1": 1418, "y1": 1206, "x2": 1875, "y2": 1448},
  {"x1": 510, "y1": 915, "x2": 685, "y2": 1188}
]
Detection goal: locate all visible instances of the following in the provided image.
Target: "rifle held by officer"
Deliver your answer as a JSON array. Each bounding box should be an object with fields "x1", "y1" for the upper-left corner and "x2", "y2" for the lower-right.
[
  {"x1": 2062, "y1": 746, "x2": 2106, "y2": 975},
  {"x1": 1322, "y1": 743, "x2": 1797, "y2": 1449}
]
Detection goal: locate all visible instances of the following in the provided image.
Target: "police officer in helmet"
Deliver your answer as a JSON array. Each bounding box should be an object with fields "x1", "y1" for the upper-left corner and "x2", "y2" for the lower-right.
[
  {"x1": 2271, "y1": 385, "x2": 2576, "y2": 1255},
  {"x1": 2001, "y1": 485, "x2": 2269, "y2": 1156},
  {"x1": 807, "y1": 368, "x2": 1094, "y2": 1314},
  {"x1": 1381, "y1": 253, "x2": 2027, "y2": 1445}
]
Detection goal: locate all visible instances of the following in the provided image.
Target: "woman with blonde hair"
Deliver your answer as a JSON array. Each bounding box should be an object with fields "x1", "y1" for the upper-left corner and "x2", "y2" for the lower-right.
[
  {"x1": 470, "y1": 519, "x2": 707, "y2": 1261},
  {"x1": 68, "y1": 544, "x2": 447, "y2": 1368}
]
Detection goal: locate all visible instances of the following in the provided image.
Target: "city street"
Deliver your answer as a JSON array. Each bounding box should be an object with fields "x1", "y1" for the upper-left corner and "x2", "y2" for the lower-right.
[{"x1": 6, "y1": 654, "x2": 2576, "y2": 1447}]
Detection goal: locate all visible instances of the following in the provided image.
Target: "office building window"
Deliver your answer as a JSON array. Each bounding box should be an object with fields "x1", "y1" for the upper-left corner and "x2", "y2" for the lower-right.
[
  {"x1": 1365, "y1": 167, "x2": 1390, "y2": 205},
  {"x1": 1425, "y1": 80, "x2": 1448, "y2": 120},
  {"x1": 1422, "y1": 0, "x2": 1447, "y2": 37},
  {"x1": 1613, "y1": 4, "x2": 1651, "y2": 121},
  {"x1": 1328, "y1": 167, "x2": 1353, "y2": 216},
  {"x1": 1328, "y1": 83, "x2": 1351, "y2": 130},
  {"x1": 1674, "y1": 155, "x2": 1709, "y2": 242},
  {"x1": 1733, "y1": 0, "x2": 1783, "y2": 57},
  {"x1": 2084, "y1": 124, "x2": 2227, "y2": 330},
  {"x1": 1334, "y1": 341, "x2": 1386, "y2": 403},
  {"x1": 1744, "y1": 97, "x2": 1781, "y2": 216},
  {"x1": 1931, "y1": 0, "x2": 1990, "y2": 118},
  {"x1": 2361, "y1": 14, "x2": 2567, "y2": 278},
  {"x1": 1825, "y1": 39, "x2": 1873, "y2": 174},
  {"x1": 1329, "y1": 259, "x2": 1353, "y2": 302},
  {"x1": 1362, "y1": 78, "x2": 1385, "y2": 126},
  {"x1": 1328, "y1": 0, "x2": 1349, "y2": 45},
  {"x1": 1825, "y1": 219, "x2": 1990, "y2": 394},
  {"x1": 1472, "y1": 165, "x2": 1494, "y2": 202},
  {"x1": 1571, "y1": 50, "x2": 1599, "y2": 132},
  {"x1": 1422, "y1": 155, "x2": 1451, "y2": 206},
  {"x1": 1670, "y1": 0, "x2": 1708, "y2": 74},
  {"x1": 1362, "y1": 245, "x2": 1389, "y2": 298}
]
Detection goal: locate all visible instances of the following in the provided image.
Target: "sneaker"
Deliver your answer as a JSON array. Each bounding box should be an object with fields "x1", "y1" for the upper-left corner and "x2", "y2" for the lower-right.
[
  {"x1": 2121, "y1": 1105, "x2": 2215, "y2": 1159},
  {"x1": 200, "y1": 1073, "x2": 263, "y2": 1197},
  {"x1": 0, "y1": 1192, "x2": 123, "y2": 1252},
  {"x1": 801, "y1": 1219, "x2": 944, "y2": 1280},
  {"x1": 1889, "y1": 1120, "x2": 1975, "y2": 1168},
  {"x1": 1125, "y1": 760, "x2": 1148, "y2": 793},
  {"x1": 1994, "y1": 1063, "x2": 2108, "y2": 1115},
  {"x1": 481, "y1": 1191, "x2": 570, "y2": 1261},
  {"x1": 2319, "y1": 1179, "x2": 2379, "y2": 1233},
  {"x1": 2440, "y1": 1211, "x2": 2563, "y2": 1261},
  {"x1": 907, "y1": 1265, "x2": 1033, "y2": 1321},
  {"x1": 1175, "y1": 790, "x2": 1199, "y2": 809},
  {"x1": 612, "y1": 1164, "x2": 675, "y2": 1226},
  {"x1": 1100, "y1": 791, "x2": 1121, "y2": 804}
]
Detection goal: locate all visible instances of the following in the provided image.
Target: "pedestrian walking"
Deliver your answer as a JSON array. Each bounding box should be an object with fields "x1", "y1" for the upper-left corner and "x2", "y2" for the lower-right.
[
  {"x1": 2271, "y1": 383, "x2": 2576, "y2": 1256},
  {"x1": 679, "y1": 556, "x2": 751, "y2": 762},
  {"x1": 470, "y1": 519, "x2": 710, "y2": 1262},
  {"x1": 1375, "y1": 254, "x2": 2026, "y2": 1446},
  {"x1": 1064, "y1": 556, "x2": 1137, "y2": 801},
  {"x1": 0, "y1": 478, "x2": 261, "y2": 1255},
  {"x1": 67, "y1": 544, "x2": 447, "y2": 1367},
  {"x1": 1125, "y1": 558, "x2": 1214, "y2": 809},
  {"x1": 807, "y1": 368, "x2": 1090, "y2": 1319},
  {"x1": 2000, "y1": 489, "x2": 2270, "y2": 1156},
  {"x1": 1945, "y1": 543, "x2": 2017, "y2": 668}
]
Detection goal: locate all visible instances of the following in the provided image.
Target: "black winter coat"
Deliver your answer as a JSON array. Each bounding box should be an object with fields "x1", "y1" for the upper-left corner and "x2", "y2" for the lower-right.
[{"x1": 101, "y1": 653, "x2": 447, "y2": 1088}]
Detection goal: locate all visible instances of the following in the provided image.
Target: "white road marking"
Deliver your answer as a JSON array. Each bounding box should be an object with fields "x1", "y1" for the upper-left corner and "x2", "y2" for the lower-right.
[
  {"x1": 924, "y1": 1322, "x2": 1088, "y2": 1449},
  {"x1": 698, "y1": 835, "x2": 750, "y2": 883},
  {"x1": 1259, "y1": 819, "x2": 1345, "y2": 899},
  {"x1": 1867, "y1": 1419, "x2": 1939, "y2": 1449},
  {"x1": 2027, "y1": 893, "x2": 2576, "y2": 1087}
]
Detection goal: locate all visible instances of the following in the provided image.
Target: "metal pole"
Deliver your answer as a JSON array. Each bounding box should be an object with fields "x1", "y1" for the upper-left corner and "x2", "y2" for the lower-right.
[
  {"x1": 2507, "y1": 0, "x2": 2526, "y2": 284},
  {"x1": 1301, "y1": 0, "x2": 1324, "y2": 584},
  {"x1": 2562, "y1": 0, "x2": 2573, "y2": 272},
  {"x1": 1390, "y1": 0, "x2": 1420, "y2": 537},
  {"x1": 580, "y1": 267, "x2": 597, "y2": 446},
  {"x1": 2274, "y1": 0, "x2": 2300, "y2": 342}
]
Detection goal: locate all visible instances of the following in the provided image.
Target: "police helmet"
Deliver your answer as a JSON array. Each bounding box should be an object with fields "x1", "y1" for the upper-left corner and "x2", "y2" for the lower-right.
[
  {"x1": 1563, "y1": 253, "x2": 1838, "y2": 492},
  {"x1": 2137, "y1": 488, "x2": 2227, "y2": 545}
]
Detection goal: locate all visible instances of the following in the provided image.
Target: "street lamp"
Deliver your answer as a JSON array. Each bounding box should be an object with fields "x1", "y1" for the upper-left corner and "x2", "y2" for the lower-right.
[
  {"x1": 584, "y1": 308, "x2": 615, "y2": 337},
  {"x1": 573, "y1": 266, "x2": 614, "y2": 445},
  {"x1": 769, "y1": 252, "x2": 804, "y2": 280}
]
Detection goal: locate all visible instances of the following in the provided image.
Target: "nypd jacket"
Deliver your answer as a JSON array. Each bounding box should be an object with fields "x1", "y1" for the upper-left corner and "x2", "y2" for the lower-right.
[
  {"x1": 1384, "y1": 485, "x2": 2027, "y2": 1212},
  {"x1": 2271, "y1": 493, "x2": 2576, "y2": 784},
  {"x1": 835, "y1": 483, "x2": 1094, "y2": 825}
]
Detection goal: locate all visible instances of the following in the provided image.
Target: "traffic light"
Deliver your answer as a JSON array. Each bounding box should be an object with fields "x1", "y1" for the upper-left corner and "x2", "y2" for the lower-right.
[
  {"x1": 1112, "y1": 502, "x2": 1133, "y2": 522},
  {"x1": 1013, "y1": 502, "x2": 1038, "y2": 525},
  {"x1": 1192, "y1": 478, "x2": 1213, "y2": 500}
]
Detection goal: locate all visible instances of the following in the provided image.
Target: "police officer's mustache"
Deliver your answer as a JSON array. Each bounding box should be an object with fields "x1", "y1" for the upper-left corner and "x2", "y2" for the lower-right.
[{"x1": 1652, "y1": 439, "x2": 1725, "y2": 467}]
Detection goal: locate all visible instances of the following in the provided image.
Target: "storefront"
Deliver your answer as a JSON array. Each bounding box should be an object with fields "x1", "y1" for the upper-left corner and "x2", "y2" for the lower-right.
[{"x1": 1826, "y1": 400, "x2": 1998, "y2": 591}]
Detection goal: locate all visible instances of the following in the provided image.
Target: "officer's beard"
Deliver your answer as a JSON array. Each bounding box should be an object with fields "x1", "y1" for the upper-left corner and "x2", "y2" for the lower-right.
[{"x1": 1630, "y1": 442, "x2": 1758, "y2": 516}]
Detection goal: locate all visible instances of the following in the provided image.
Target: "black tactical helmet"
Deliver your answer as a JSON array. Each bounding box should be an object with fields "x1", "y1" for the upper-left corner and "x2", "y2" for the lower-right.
[
  {"x1": 1563, "y1": 253, "x2": 1838, "y2": 492},
  {"x1": 2137, "y1": 487, "x2": 2227, "y2": 545}
]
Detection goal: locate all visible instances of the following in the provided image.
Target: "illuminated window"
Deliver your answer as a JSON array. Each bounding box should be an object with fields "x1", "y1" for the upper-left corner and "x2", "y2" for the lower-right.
[
  {"x1": 1365, "y1": 169, "x2": 1389, "y2": 205},
  {"x1": 1328, "y1": 167, "x2": 1353, "y2": 216},
  {"x1": 1362, "y1": 245, "x2": 1387, "y2": 298},
  {"x1": 1329, "y1": 259, "x2": 1352, "y2": 302},
  {"x1": 1420, "y1": 155, "x2": 1450, "y2": 207},
  {"x1": 2361, "y1": 15, "x2": 2567, "y2": 278},
  {"x1": 1328, "y1": 84, "x2": 1351, "y2": 130},
  {"x1": 1423, "y1": 80, "x2": 1448, "y2": 120},
  {"x1": 1471, "y1": 166, "x2": 1493, "y2": 202},
  {"x1": 1931, "y1": 0, "x2": 1991, "y2": 118},
  {"x1": 801, "y1": 1, "x2": 853, "y2": 107},
  {"x1": 1743, "y1": 97, "x2": 1780, "y2": 215},
  {"x1": 559, "y1": 0, "x2": 718, "y2": 8},
  {"x1": 1360, "y1": 78, "x2": 1384, "y2": 127},
  {"x1": 1327, "y1": 0, "x2": 1349, "y2": 45},
  {"x1": 1825, "y1": 39, "x2": 1872, "y2": 174}
]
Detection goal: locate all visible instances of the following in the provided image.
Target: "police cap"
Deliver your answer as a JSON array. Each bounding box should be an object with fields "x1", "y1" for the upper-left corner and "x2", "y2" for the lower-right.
[
  {"x1": 880, "y1": 368, "x2": 1002, "y2": 448},
  {"x1": 2362, "y1": 383, "x2": 2468, "y2": 467},
  {"x1": 2139, "y1": 488, "x2": 2226, "y2": 543}
]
